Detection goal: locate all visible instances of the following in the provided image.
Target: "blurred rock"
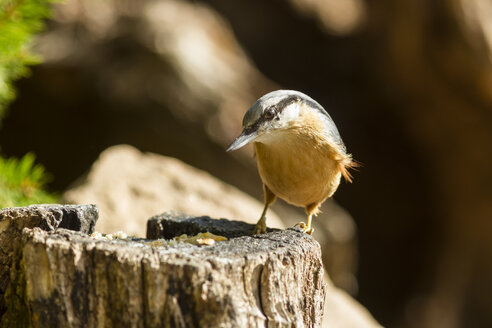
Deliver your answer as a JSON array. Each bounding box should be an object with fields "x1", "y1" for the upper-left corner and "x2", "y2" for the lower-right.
[
  {"x1": 288, "y1": 0, "x2": 366, "y2": 35},
  {"x1": 323, "y1": 273, "x2": 382, "y2": 328},
  {"x1": 62, "y1": 145, "x2": 285, "y2": 237}
]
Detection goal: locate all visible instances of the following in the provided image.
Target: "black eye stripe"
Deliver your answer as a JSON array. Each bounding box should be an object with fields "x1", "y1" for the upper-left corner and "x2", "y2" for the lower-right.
[
  {"x1": 276, "y1": 95, "x2": 300, "y2": 111},
  {"x1": 244, "y1": 95, "x2": 301, "y2": 134},
  {"x1": 264, "y1": 95, "x2": 300, "y2": 119}
]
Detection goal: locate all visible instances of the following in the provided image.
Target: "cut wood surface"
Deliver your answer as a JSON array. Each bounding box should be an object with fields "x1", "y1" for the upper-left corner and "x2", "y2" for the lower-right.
[{"x1": 0, "y1": 206, "x2": 327, "y2": 328}]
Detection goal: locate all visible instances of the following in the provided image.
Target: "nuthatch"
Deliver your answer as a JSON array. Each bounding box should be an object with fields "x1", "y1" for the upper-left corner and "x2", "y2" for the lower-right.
[{"x1": 227, "y1": 90, "x2": 356, "y2": 234}]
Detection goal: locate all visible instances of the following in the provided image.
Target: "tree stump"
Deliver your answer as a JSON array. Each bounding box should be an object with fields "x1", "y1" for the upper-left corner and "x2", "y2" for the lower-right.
[
  {"x1": 0, "y1": 207, "x2": 327, "y2": 328},
  {"x1": 0, "y1": 205, "x2": 98, "y2": 317}
]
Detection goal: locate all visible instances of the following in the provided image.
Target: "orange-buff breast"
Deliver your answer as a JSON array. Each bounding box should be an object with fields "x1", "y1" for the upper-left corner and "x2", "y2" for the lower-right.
[{"x1": 254, "y1": 130, "x2": 343, "y2": 209}]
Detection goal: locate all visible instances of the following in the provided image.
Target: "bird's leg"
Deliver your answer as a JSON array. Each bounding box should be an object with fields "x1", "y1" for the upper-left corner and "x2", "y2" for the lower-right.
[
  {"x1": 254, "y1": 203, "x2": 269, "y2": 235},
  {"x1": 254, "y1": 184, "x2": 276, "y2": 234},
  {"x1": 305, "y1": 213, "x2": 314, "y2": 235}
]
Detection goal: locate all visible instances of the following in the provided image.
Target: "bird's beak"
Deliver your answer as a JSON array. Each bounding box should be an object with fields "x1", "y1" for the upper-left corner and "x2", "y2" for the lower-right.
[{"x1": 226, "y1": 129, "x2": 258, "y2": 152}]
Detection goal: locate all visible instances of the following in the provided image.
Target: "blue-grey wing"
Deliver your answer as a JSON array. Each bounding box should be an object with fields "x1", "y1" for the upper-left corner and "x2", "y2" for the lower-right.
[{"x1": 303, "y1": 98, "x2": 347, "y2": 153}]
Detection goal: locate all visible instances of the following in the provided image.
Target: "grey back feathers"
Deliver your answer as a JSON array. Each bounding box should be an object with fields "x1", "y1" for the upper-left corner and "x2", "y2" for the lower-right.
[{"x1": 243, "y1": 90, "x2": 347, "y2": 152}]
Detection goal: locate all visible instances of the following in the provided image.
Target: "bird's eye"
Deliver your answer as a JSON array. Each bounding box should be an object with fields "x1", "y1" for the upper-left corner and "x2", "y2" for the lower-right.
[{"x1": 264, "y1": 108, "x2": 275, "y2": 119}]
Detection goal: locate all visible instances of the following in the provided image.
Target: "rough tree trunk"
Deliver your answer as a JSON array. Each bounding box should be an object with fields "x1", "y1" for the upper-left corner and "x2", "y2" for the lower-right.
[{"x1": 0, "y1": 206, "x2": 327, "y2": 328}]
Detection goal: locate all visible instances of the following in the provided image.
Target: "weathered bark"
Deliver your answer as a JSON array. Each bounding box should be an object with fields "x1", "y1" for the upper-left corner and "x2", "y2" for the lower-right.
[
  {"x1": 0, "y1": 205, "x2": 98, "y2": 317},
  {"x1": 1, "y1": 210, "x2": 326, "y2": 328}
]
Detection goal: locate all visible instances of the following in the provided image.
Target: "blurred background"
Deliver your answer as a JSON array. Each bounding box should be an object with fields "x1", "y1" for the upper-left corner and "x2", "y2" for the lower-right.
[{"x1": 1, "y1": 0, "x2": 492, "y2": 327}]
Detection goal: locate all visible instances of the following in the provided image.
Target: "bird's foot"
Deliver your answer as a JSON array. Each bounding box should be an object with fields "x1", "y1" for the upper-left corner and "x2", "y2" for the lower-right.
[
  {"x1": 254, "y1": 220, "x2": 267, "y2": 234},
  {"x1": 294, "y1": 222, "x2": 313, "y2": 235}
]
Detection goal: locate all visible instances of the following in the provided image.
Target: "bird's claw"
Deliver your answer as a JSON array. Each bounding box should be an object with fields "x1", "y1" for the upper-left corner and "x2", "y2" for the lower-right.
[
  {"x1": 294, "y1": 222, "x2": 313, "y2": 235},
  {"x1": 254, "y1": 221, "x2": 267, "y2": 234}
]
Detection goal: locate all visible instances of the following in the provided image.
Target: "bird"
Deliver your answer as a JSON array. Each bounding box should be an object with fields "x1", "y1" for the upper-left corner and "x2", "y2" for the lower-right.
[{"x1": 226, "y1": 90, "x2": 356, "y2": 235}]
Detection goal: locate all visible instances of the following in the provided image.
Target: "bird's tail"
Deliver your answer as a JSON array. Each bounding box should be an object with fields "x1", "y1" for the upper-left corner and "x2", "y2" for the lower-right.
[{"x1": 339, "y1": 155, "x2": 360, "y2": 183}]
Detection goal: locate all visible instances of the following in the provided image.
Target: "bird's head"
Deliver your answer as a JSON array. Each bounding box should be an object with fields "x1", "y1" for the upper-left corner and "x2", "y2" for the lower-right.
[{"x1": 227, "y1": 90, "x2": 317, "y2": 151}]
